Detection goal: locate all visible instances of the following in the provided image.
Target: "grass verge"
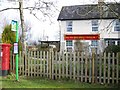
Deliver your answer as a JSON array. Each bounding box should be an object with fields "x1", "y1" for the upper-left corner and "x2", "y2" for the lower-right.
[{"x1": 1, "y1": 73, "x2": 119, "y2": 89}]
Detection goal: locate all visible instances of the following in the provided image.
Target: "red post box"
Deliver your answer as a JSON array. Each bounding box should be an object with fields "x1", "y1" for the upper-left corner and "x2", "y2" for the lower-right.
[{"x1": 0, "y1": 43, "x2": 11, "y2": 76}]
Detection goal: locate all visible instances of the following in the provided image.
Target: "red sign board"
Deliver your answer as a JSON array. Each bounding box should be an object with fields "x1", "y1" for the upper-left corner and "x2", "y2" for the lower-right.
[{"x1": 64, "y1": 34, "x2": 100, "y2": 40}]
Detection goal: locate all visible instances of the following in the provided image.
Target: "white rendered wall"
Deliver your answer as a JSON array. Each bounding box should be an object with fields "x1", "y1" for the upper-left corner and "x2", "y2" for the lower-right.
[{"x1": 59, "y1": 19, "x2": 120, "y2": 52}]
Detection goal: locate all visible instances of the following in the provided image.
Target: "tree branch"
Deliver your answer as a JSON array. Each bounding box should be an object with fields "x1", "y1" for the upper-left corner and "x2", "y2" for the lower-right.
[
  {"x1": 0, "y1": 0, "x2": 57, "y2": 24},
  {"x1": 24, "y1": 6, "x2": 47, "y2": 10},
  {"x1": 103, "y1": 2, "x2": 120, "y2": 19},
  {"x1": 0, "y1": 7, "x2": 47, "y2": 12},
  {"x1": 0, "y1": 7, "x2": 19, "y2": 12}
]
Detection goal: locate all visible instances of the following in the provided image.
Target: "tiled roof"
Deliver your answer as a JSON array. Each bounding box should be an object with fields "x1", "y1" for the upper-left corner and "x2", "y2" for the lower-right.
[{"x1": 57, "y1": 3, "x2": 120, "y2": 20}]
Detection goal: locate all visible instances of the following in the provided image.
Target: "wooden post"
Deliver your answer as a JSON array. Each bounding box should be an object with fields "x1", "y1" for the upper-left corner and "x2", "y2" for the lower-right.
[
  {"x1": 77, "y1": 52, "x2": 80, "y2": 81},
  {"x1": 28, "y1": 51, "x2": 30, "y2": 77},
  {"x1": 62, "y1": 51, "x2": 65, "y2": 78},
  {"x1": 30, "y1": 51, "x2": 33, "y2": 77},
  {"x1": 89, "y1": 53, "x2": 92, "y2": 83},
  {"x1": 94, "y1": 49, "x2": 98, "y2": 83},
  {"x1": 22, "y1": 52, "x2": 24, "y2": 76},
  {"x1": 112, "y1": 53, "x2": 115, "y2": 84},
  {"x1": 51, "y1": 51, "x2": 54, "y2": 79},
  {"x1": 108, "y1": 53, "x2": 110, "y2": 84},
  {"x1": 103, "y1": 53, "x2": 106, "y2": 84},
  {"x1": 25, "y1": 52, "x2": 27, "y2": 76},
  {"x1": 55, "y1": 51, "x2": 57, "y2": 79},
  {"x1": 43, "y1": 51, "x2": 46, "y2": 77},
  {"x1": 66, "y1": 52, "x2": 68, "y2": 78},
  {"x1": 99, "y1": 53, "x2": 102, "y2": 84},
  {"x1": 69, "y1": 52, "x2": 72, "y2": 79},
  {"x1": 37, "y1": 51, "x2": 39, "y2": 77},
  {"x1": 33, "y1": 51, "x2": 36, "y2": 76},
  {"x1": 46, "y1": 51, "x2": 49, "y2": 78},
  {"x1": 40, "y1": 51, "x2": 42, "y2": 77},
  {"x1": 58, "y1": 52, "x2": 61, "y2": 79},
  {"x1": 49, "y1": 49, "x2": 52, "y2": 79},
  {"x1": 73, "y1": 52, "x2": 76, "y2": 80},
  {"x1": 81, "y1": 52, "x2": 84, "y2": 82},
  {"x1": 19, "y1": 51, "x2": 22, "y2": 75},
  {"x1": 116, "y1": 52, "x2": 120, "y2": 84},
  {"x1": 92, "y1": 49, "x2": 95, "y2": 83},
  {"x1": 85, "y1": 53, "x2": 88, "y2": 82}
]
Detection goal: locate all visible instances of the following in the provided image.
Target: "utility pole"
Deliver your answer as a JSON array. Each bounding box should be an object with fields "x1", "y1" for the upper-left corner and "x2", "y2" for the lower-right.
[{"x1": 19, "y1": 0, "x2": 26, "y2": 53}]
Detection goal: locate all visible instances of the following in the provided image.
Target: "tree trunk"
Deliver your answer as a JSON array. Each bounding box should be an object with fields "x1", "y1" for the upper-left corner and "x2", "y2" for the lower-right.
[{"x1": 19, "y1": 0, "x2": 26, "y2": 54}]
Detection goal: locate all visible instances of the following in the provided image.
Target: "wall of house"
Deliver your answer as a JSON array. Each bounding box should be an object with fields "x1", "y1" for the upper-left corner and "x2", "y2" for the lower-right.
[
  {"x1": 59, "y1": 19, "x2": 119, "y2": 52},
  {"x1": 99, "y1": 19, "x2": 120, "y2": 38}
]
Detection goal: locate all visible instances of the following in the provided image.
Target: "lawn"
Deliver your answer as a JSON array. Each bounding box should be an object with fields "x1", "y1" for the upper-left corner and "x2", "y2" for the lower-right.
[{"x1": 0, "y1": 73, "x2": 119, "y2": 89}]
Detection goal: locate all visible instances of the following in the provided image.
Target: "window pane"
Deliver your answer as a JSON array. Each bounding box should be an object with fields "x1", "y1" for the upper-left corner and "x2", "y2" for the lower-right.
[
  {"x1": 92, "y1": 27, "x2": 98, "y2": 31},
  {"x1": 66, "y1": 21, "x2": 72, "y2": 32},
  {"x1": 116, "y1": 20, "x2": 120, "y2": 25},
  {"x1": 92, "y1": 20, "x2": 98, "y2": 31},
  {"x1": 114, "y1": 20, "x2": 120, "y2": 31},
  {"x1": 67, "y1": 27, "x2": 72, "y2": 32},
  {"x1": 114, "y1": 27, "x2": 120, "y2": 31},
  {"x1": 66, "y1": 40, "x2": 73, "y2": 46},
  {"x1": 67, "y1": 21, "x2": 72, "y2": 26},
  {"x1": 91, "y1": 40, "x2": 98, "y2": 46},
  {"x1": 92, "y1": 20, "x2": 98, "y2": 26}
]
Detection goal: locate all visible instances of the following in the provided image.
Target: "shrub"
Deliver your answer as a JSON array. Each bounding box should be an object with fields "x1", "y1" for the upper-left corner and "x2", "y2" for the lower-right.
[{"x1": 104, "y1": 45, "x2": 120, "y2": 54}]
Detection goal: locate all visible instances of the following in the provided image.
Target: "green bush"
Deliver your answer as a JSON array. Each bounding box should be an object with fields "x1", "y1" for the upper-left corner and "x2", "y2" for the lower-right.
[
  {"x1": 2, "y1": 24, "x2": 22, "y2": 52},
  {"x1": 104, "y1": 45, "x2": 120, "y2": 54},
  {"x1": 2, "y1": 25, "x2": 16, "y2": 44}
]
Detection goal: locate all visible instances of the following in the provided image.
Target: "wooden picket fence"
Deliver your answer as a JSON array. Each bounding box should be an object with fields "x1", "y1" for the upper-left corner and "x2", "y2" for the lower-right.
[{"x1": 10, "y1": 50, "x2": 120, "y2": 84}]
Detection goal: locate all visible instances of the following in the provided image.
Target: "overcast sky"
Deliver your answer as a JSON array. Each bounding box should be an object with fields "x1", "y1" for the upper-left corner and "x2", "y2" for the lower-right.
[
  {"x1": 0, "y1": 0, "x2": 119, "y2": 42},
  {"x1": 30, "y1": 0, "x2": 119, "y2": 41}
]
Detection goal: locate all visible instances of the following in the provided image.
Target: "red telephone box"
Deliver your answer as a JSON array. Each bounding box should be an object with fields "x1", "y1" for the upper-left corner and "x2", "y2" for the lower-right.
[{"x1": 0, "y1": 43, "x2": 11, "y2": 76}]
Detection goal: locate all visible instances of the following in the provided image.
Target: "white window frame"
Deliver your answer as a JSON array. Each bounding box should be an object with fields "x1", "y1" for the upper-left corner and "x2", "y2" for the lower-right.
[
  {"x1": 114, "y1": 19, "x2": 120, "y2": 31},
  {"x1": 66, "y1": 21, "x2": 72, "y2": 32},
  {"x1": 91, "y1": 40, "x2": 98, "y2": 46},
  {"x1": 66, "y1": 40, "x2": 73, "y2": 46},
  {"x1": 92, "y1": 20, "x2": 98, "y2": 31}
]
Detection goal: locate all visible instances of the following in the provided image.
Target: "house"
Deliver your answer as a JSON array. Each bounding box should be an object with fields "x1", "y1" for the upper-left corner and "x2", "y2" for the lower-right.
[{"x1": 57, "y1": 1, "x2": 120, "y2": 53}]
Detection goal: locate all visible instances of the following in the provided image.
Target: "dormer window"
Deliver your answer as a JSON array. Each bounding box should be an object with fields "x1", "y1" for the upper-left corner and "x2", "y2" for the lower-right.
[
  {"x1": 92, "y1": 20, "x2": 98, "y2": 31},
  {"x1": 66, "y1": 21, "x2": 72, "y2": 32},
  {"x1": 114, "y1": 19, "x2": 120, "y2": 31}
]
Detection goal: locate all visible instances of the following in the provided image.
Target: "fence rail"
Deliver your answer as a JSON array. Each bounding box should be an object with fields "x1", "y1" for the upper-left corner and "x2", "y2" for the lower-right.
[{"x1": 10, "y1": 51, "x2": 120, "y2": 84}]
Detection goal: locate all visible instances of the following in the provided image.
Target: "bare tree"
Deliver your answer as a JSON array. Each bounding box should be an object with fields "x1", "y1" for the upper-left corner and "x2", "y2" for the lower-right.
[
  {"x1": 0, "y1": 0, "x2": 58, "y2": 53},
  {"x1": 19, "y1": 0, "x2": 25, "y2": 53}
]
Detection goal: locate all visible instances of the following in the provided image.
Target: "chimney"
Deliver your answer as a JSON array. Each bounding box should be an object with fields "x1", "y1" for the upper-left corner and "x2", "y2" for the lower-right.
[
  {"x1": 98, "y1": 0, "x2": 105, "y2": 18},
  {"x1": 98, "y1": 0, "x2": 104, "y2": 7}
]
